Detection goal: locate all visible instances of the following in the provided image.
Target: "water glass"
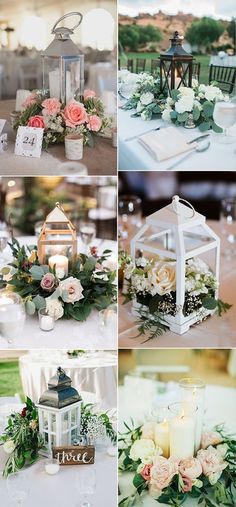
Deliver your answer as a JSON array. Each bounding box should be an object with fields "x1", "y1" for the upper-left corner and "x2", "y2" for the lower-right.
[
  {"x1": 118, "y1": 195, "x2": 142, "y2": 241},
  {"x1": 0, "y1": 292, "x2": 25, "y2": 346},
  {"x1": 75, "y1": 467, "x2": 96, "y2": 507},
  {"x1": 99, "y1": 304, "x2": 117, "y2": 336},
  {"x1": 213, "y1": 98, "x2": 236, "y2": 144},
  {"x1": 220, "y1": 198, "x2": 236, "y2": 257},
  {"x1": 79, "y1": 221, "x2": 96, "y2": 254},
  {"x1": 7, "y1": 470, "x2": 30, "y2": 506}
]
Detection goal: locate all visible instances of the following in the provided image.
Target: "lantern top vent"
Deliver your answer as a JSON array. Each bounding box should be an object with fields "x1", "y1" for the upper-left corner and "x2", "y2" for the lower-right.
[
  {"x1": 42, "y1": 12, "x2": 83, "y2": 57},
  {"x1": 38, "y1": 367, "x2": 82, "y2": 409},
  {"x1": 146, "y1": 196, "x2": 205, "y2": 228},
  {"x1": 160, "y1": 31, "x2": 192, "y2": 60}
]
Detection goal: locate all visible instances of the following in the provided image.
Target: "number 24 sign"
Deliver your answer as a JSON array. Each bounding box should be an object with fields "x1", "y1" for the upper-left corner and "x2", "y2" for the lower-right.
[{"x1": 15, "y1": 126, "x2": 44, "y2": 158}]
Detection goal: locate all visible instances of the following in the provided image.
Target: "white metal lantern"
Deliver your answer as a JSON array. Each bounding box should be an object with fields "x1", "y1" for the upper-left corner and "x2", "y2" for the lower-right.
[
  {"x1": 41, "y1": 12, "x2": 84, "y2": 104},
  {"x1": 130, "y1": 195, "x2": 220, "y2": 335},
  {"x1": 36, "y1": 367, "x2": 82, "y2": 457}
]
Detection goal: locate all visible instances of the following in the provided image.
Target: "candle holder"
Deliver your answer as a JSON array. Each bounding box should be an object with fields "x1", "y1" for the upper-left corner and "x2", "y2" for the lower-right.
[
  {"x1": 44, "y1": 458, "x2": 60, "y2": 475},
  {"x1": 99, "y1": 304, "x2": 117, "y2": 335},
  {"x1": 38, "y1": 308, "x2": 55, "y2": 332},
  {"x1": 0, "y1": 292, "x2": 25, "y2": 345},
  {"x1": 168, "y1": 402, "x2": 197, "y2": 460},
  {"x1": 179, "y1": 378, "x2": 206, "y2": 452}
]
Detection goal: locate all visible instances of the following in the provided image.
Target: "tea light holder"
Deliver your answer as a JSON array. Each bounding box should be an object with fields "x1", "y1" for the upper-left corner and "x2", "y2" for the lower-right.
[
  {"x1": 179, "y1": 377, "x2": 206, "y2": 452},
  {"x1": 65, "y1": 133, "x2": 83, "y2": 160},
  {"x1": 38, "y1": 308, "x2": 55, "y2": 331},
  {"x1": 44, "y1": 458, "x2": 60, "y2": 475}
]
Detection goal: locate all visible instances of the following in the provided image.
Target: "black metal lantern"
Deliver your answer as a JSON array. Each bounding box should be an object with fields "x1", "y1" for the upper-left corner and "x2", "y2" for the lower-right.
[
  {"x1": 159, "y1": 31, "x2": 193, "y2": 94},
  {"x1": 41, "y1": 12, "x2": 84, "y2": 104}
]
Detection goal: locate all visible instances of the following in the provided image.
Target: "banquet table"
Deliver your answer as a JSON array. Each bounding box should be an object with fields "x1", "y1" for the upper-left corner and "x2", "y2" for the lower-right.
[
  {"x1": 0, "y1": 100, "x2": 116, "y2": 176},
  {"x1": 119, "y1": 221, "x2": 236, "y2": 348},
  {"x1": 119, "y1": 382, "x2": 236, "y2": 506},
  {"x1": 118, "y1": 107, "x2": 236, "y2": 172},
  {"x1": 0, "y1": 236, "x2": 117, "y2": 350},
  {"x1": 0, "y1": 448, "x2": 117, "y2": 507},
  {"x1": 19, "y1": 351, "x2": 117, "y2": 409}
]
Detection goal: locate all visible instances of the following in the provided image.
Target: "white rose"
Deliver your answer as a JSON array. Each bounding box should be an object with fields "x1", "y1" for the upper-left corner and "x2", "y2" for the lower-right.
[
  {"x1": 199, "y1": 84, "x2": 207, "y2": 93},
  {"x1": 193, "y1": 100, "x2": 202, "y2": 111},
  {"x1": 136, "y1": 101, "x2": 144, "y2": 113},
  {"x1": 179, "y1": 87, "x2": 194, "y2": 99},
  {"x1": 140, "y1": 92, "x2": 154, "y2": 105},
  {"x1": 46, "y1": 298, "x2": 64, "y2": 320},
  {"x1": 141, "y1": 109, "x2": 150, "y2": 121},
  {"x1": 204, "y1": 85, "x2": 223, "y2": 102},
  {"x1": 175, "y1": 96, "x2": 194, "y2": 114},
  {"x1": 3, "y1": 440, "x2": 15, "y2": 454},
  {"x1": 166, "y1": 97, "x2": 174, "y2": 106},
  {"x1": 148, "y1": 261, "x2": 176, "y2": 296},
  {"x1": 162, "y1": 108, "x2": 172, "y2": 122},
  {"x1": 129, "y1": 439, "x2": 156, "y2": 463},
  {"x1": 59, "y1": 276, "x2": 84, "y2": 304}
]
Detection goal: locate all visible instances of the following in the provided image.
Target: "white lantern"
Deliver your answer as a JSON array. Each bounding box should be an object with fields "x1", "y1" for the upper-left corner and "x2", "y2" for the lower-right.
[
  {"x1": 130, "y1": 195, "x2": 220, "y2": 335},
  {"x1": 36, "y1": 367, "x2": 82, "y2": 457},
  {"x1": 41, "y1": 12, "x2": 84, "y2": 104}
]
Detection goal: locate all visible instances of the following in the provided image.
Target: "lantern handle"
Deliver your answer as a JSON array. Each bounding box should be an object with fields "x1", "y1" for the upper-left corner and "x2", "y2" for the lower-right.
[
  {"x1": 52, "y1": 12, "x2": 83, "y2": 35},
  {"x1": 172, "y1": 195, "x2": 195, "y2": 218}
]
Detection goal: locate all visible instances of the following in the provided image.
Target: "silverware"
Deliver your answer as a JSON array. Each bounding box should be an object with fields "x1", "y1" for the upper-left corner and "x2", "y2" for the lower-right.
[
  {"x1": 124, "y1": 127, "x2": 161, "y2": 142},
  {"x1": 166, "y1": 140, "x2": 211, "y2": 171},
  {"x1": 187, "y1": 134, "x2": 210, "y2": 145}
]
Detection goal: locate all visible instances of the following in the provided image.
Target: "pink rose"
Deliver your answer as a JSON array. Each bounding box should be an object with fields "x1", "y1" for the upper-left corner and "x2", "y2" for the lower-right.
[
  {"x1": 201, "y1": 431, "x2": 222, "y2": 450},
  {"x1": 197, "y1": 446, "x2": 228, "y2": 483},
  {"x1": 140, "y1": 464, "x2": 152, "y2": 481},
  {"x1": 182, "y1": 476, "x2": 193, "y2": 492},
  {"x1": 22, "y1": 93, "x2": 37, "y2": 109},
  {"x1": 63, "y1": 102, "x2": 87, "y2": 127},
  {"x1": 150, "y1": 456, "x2": 178, "y2": 494},
  {"x1": 87, "y1": 114, "x2": 102, "y2": 132},
  {"x1": 28, "y1": 115, "x2": 45, "y2": 129},
  {"x1": 141, "y1": 422, "x2": 156, "y2": 440},
  {"x1": 42, "y1": 98, "x2": 61, "y2": 116},
  {"x1": 179, "y1": 458, "x2": 202, "y2": 481},
  {"x1": 40, "y1": 273, "x2": 56, "y2": 292},
  {"x1": 84, "y1": 89, "x2": 96, "y2": 100}
]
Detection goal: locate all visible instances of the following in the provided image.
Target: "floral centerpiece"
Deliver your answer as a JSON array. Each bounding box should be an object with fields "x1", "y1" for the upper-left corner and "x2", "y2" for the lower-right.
[
  {"x1": 122, "y1": 254, "x2": 231, "y2": 341},
  {"x1": 120, "y1": 72, "x2": 166, "y2": 121},
  {"x1": 0, "y1": 238, "x2": 116, "y2": 322},
  {"x1": 119, "y1": 421, "x2": 236, "y2": 506},
  {"x1": 80, "y1": 403, "x2": 117, "y2": 445},
  {"x1": 14, "y1": 89, "x2": 111, "y2": 149}
]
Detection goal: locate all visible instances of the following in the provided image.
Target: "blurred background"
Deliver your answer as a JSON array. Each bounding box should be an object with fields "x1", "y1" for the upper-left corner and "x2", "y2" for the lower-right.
[
  {"x1": 0, "y1": 0, "x2": 117, "y2": 100},
  {"x1": 0, "y1": 176, "x2": 117, "y2": 239}
]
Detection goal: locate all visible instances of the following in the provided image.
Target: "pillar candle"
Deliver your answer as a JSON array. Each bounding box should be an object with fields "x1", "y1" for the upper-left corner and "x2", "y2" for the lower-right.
[
  {"x1": 179, "y1": 379, "x2": 205, "y2": 452},
  {"x1": 48, "y1": 254, "x2": 68, "y2": 278},
  {"x1": 49, "y1": 69, "x2": 71, "y2": 104},
  {"x1": 169, "y1": 411, "x2": 195, "y2": 459},
  {"x1": 154, "y1": 420, "x2": 169, "y2": 458}
]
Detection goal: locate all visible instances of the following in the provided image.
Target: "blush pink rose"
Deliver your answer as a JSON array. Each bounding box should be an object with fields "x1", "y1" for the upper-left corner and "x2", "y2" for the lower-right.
[
  {"x1": 197, "y1": 446, "x2": 228, "y2": 482},
  {"x1": 141, "y1": 422, "x2": 156, "y2": 440},
  {"x1": 182, "y1": 476, "x2": 193, "y2": 492},
  {"x1": 42, "y1": 98, "x2": 61, "y2": 116},
  {"x1": 201, "y1": 431, "x2": 223, "y2": 450},
  {"x1": 150, "y1": 456, "x2": 178, "y2": 493},
  {"x1": 63, "y1": 102, "x2": 87, "y2": 127},
  {"x1": 40, "y1": 273, "x2": 56, "y2": 292},
  {"x1": 84, "y1": 89, "x2": 96, "y2": 100},
  {"x1": 28, "y1": 115, "x2": 45, "y2": 129},
  {"x1": 179, "y1": 458, "x2": 202, "y2": 481},
  {"x1": 22, "y1": 93, "x2": 37, "y2": 109},
  {"x1": 140, "y1": 464, "x2": 152, "y2": 481},
  {"x1": 87, "y1": 114, "x2": 102, "y2": 132}
]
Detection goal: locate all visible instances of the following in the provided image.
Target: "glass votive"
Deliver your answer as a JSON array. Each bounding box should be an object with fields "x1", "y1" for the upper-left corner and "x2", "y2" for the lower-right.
[
  {"x1": 99, "y1": 304, "x2": 117, "y2": 334},
  {"x1": 65, "y1": 134, "x2": 83, "y2": 160},
  {"x1": 38, "y1": 308, "x2": 55, "y2": 332},
  {"x1": 179, "y1": 378, "x2": 205, "y2": 452},
  {"x1": 168, "y1": 402, "x2": 197, "y2": 460},
  {"x1": 0, "y1": 292, "x2": 25, "y2": 345},
  {"x1": 44, "y1": 458, "x2": 60, "y2": 475}
]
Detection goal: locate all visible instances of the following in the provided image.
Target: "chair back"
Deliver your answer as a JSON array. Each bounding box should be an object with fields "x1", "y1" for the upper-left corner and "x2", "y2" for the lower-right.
[
  {"x1": 209, "y1": 64, "x2": 236, "y2": 94},
  {"x1": 136, "y1": 58, "x2": 146, "y2": 73},
  {"x1": 127, "y1": 59, "x2": 134, "y2": 73},
  {"x1": 150, "y1": 59, "x2": 159, "y2": 76},
  {"x1": 192, "y1": 62, "x2": 201, "y2": 81}
]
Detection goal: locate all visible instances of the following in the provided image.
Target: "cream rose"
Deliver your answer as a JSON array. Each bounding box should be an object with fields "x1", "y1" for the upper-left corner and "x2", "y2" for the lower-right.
[
  {"x1": 3, "y1": 440, "x2": 15, "y2": 454},
  {"x1": 129, "y1": 439, "x2": 156, "y2": 463},
  {"x1": 200, "y1": 431, "x2": 222, "y2": 450},
  {"x1": 46, "y1": 297, "x2": 64, "y2": 320},
  {"x1": 148, "y1": 261, "x2": 176, "y2": 296},
  {"x1": 197, "y1": 446, "x2": 228, "y2": 484},
  {"x1": 179, "y1": 458, "x2": 202, "y2": 480},
  {"x1": 175, "y1": 96, "x2": 194, "y2": 114},
  {"x1": 59, "y1": 277, "x2": 84, "y2": 304},
  {"x1": 150, "y1": 456, "x2": 178, "y2": 493}
]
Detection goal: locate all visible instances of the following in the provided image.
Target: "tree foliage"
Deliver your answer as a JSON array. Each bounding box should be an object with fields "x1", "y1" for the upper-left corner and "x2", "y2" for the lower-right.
[
  {"x1": 227, "y1": 18, "x2": 236, "y2": 42},
  {"x1": 119, "y1": 23, "x2": 162, "y2": 52},
  {"x1": 185, "y1": 17, "x2": 224, "y2": 50}
]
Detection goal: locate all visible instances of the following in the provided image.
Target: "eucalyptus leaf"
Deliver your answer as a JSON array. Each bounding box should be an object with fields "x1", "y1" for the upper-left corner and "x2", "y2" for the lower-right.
[
  {"x1": 33, "y1": 295, "x2": 46, "y2": 310},
  {"x1": 29, "y1": 265, "x2": 45, "y2": 281},
  {"x1": 25, "y1": 300, "x2": 36, "y2": 315},
  {"x1": 202, "y1": 296, "x2": 218, "y2": 310}
]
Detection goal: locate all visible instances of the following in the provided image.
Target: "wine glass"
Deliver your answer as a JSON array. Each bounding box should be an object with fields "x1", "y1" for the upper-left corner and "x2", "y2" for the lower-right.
[
  {"x1": 118, "y1": 195, "x2": 142, "y2": 244},
  {"x1": 75, "y1": 467, "x2": 96, "y2": 507},
  {"x1": 213, "y1": 98, "x2": 236, "y2": 144},
  {"x1": 79, "y1": 221, "x2": 96, "y2": 254},
  {"x1": 7, "y1": 470, "x2": 30, "y2": 506},
  {"x1": 220, "y1": 197, "x2": 236, "y2": 257}
]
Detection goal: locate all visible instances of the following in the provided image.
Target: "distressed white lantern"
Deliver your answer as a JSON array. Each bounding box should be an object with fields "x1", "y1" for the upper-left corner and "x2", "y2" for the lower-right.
[
  {"x1": 130, "y1": 196, "x2": 220, "y2": 335},
  {"x1": 41, "y1": 12, "x2": 84, "y2": 104},
  {"x1": 36, "y1": 367, "x2": 82, "y2": 457}
]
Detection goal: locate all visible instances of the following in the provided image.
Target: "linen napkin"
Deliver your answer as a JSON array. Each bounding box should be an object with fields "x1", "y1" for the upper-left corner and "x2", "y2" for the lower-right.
[{"x1": 138, "y1": 126, "x2": 196, "y2": 162}]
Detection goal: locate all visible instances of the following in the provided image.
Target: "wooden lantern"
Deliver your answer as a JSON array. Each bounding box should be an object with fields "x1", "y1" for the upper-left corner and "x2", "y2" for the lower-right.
[{"x1": 159, "y1": 31, "x2": 193, "y2": 94}]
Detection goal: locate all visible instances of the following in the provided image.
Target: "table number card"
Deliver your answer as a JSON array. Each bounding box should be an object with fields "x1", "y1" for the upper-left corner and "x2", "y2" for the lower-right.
[
  {"x1": 14, "y1": 126, "x2": 44, "y2": 158},
  {"x1": 53, "y1": 445, "x2": 95, "y2": 466}
]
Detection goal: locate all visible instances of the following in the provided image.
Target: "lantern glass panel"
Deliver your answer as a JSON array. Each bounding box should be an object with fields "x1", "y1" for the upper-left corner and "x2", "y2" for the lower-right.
[
  {"x1": 42, "y1": 411, "x2": 48, "y2": 430},
  {"x1": 136, "y1": 225, "x2": 176, "y2": 255},
  {"x1": 183, "y1": 225, "x2": 215, "y2": 252},
  {"x1": 42, "y1": 55, "x2": 84, "y2": 104},
  {"x1": 71, "y1": 407, "x2": 77, "y2": 425}
]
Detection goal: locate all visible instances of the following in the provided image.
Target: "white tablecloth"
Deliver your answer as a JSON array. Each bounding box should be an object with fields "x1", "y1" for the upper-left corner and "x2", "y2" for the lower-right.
[
  {"x1": 118, "y1": 108, "x2": 236, "y2": 171},
  {"x1": 119, "y1": 382, "x2": 236, "y2": 506},
  {"x1": 0, "y1": 449, "x2": 117, "y2": 507},
  {"x1": 19, "y1": 351, "x2": 117, "y2": 409},
  {"x1": 119, "y1": 221, "x2": 236, "y2": 348},
  {"x1": 0, "y1": 236, "x2": 117, "y2": 350}
]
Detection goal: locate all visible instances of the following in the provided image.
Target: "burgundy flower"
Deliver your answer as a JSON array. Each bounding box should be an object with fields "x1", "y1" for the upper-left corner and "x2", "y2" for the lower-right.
[{"x1": 21, "y1": 407, "x2": 27, "y2": 418}]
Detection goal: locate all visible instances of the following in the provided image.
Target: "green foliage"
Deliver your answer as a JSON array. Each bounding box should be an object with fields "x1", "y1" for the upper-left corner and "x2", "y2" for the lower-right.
[
  {"x1": 185, "y1": 17, "x2": 224, "y2": 50},
  {"x1": 227, "y1": 18, "x2": 236, "y2": 43},
  {"x1": 80, "y1": 404, "x2": 117, "y2": 444},
  {"x1": 119, "y1": 23, "x2": 162, "y2": 52}
]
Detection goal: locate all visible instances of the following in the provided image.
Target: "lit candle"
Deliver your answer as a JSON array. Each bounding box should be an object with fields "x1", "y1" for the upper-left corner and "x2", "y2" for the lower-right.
[
  {"x1": 0, "y1": 296, "x2": 14, "y2": 305},
  {"x1": 48, "y1": 255, "x2": 68, "y2": 278},
  {"x1": 168, "y1": 71, "x2": 181, "y2": 94},
  {"x1": 154, "y1": 419, "x2": 169, "y2": 458},
  {"x1": 179, "y1": 378, "x2": 205, "y2": 452},
  {"x1": 169, "y1": 405, "x2": 195, "y2": 459},
  {"x1": 45, "y1": 462, "x2": 60, "y2": 475},
  {"x1": 40, "y1": 315, "x2": 54, "y2": 332}
]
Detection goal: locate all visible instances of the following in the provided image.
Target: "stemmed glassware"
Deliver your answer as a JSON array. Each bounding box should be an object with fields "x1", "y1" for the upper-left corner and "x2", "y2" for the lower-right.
[
  {"x1": 213, "y1": 97, "x2": 236, "y2": 144},
  {"x1": 75, "y1": 467, "x2": 96, "y2": 507},
  {"x1": 7, "y1": 470, "x2": 30, "y2": 506},
  {"x1": 79, "y1": 221, "x2": 96, "y2": 254},
  {"x1": 220, "y1": 197, "x2": 236, "y2": 258},
  {"x1": 0, "y1": 222, "x2": 10, "y2": 264}
]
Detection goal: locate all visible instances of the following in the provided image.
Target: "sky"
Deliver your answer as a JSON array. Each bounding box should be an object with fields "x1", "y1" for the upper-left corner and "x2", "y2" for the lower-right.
[{"x1": 119, "y1": 0, "x2": 236, "y2": 20}]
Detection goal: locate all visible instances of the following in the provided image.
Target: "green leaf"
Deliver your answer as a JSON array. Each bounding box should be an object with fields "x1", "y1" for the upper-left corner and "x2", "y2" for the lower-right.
[
  {"x1": 133, "y1": 473, "x2": 146, "y2": 490},
  {"x1": 171, "y1": 89, "x2": 181, "y2": 101},
  {"x1": 33, "y1": 295, "x2": 46, "y2": 310},
  {"x1": 29, "y1": 265, "x2": 45, "y2": 281},
  {"x1": 199, "y1": 121, "x2": 211, "y2": 132},
  {"x1": 202, "y1": 296, "x2": 218, "y2": 310},
  {"x1": 177, "y1": 112, "x2": 188, "y2": 122},
  {"x1": 149, "y1": 294, "x2": 162, "y2": 314},
  {"x1": 192, "y1": 106, "x2": 201, "y2": 121},
  {"x1": 202, "y1": 100, "x2": 214, "y2": 118},
  {"x1": 212, "y1": 121, "x2": 223, "y2": 133},
  {"x1": 170, "y1": 110, "x2": 178, "y2": 120},
  {"x1": 50, "y1": 288, "x2": 61, "y2": 300},
  {"x1": 25, "y1": 300, "x2": 36, "y2": 315}
]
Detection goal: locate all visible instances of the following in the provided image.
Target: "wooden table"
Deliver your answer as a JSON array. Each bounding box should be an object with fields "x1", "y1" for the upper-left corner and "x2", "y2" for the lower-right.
[{"x1": 0, "y1": 100, "x2": 117, "y2": 176}]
